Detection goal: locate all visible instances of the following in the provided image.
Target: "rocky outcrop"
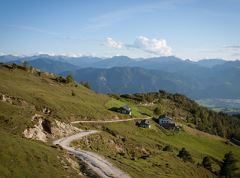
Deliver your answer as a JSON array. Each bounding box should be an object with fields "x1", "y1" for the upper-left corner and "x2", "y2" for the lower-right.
[
  {"x1": 51, "y1": 120, "x2": 81, "y2": 138},
  {"x1": 0, "y1": 94, "x2": 11, "y2": 103},
  {"x1": 23, "y1": 114, "x2": 81, "y2": 142},
  {"x1": 23, "y1": 118, "x2": 48, "y2": 142},
  {"x1": 0, "y1": 92, "x2": 31, "y2": 108}
]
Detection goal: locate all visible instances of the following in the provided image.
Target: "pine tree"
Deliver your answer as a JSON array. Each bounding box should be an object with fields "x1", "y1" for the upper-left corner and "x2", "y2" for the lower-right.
[{"x1": 220, "y1": 152, "x2": 238, "y2": 178}]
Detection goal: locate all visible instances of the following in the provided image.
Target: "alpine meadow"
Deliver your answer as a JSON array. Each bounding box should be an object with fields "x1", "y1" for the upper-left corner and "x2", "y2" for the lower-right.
[{"x1": 0, "y1": 1, "x2": 240, "y2": 178}]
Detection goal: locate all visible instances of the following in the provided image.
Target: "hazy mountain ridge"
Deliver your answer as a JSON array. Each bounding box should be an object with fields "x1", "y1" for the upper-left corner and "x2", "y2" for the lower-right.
[
  {"x1": 0, "y1": 54, "x2": 230, "y2": 69},
  {"x1": 1, "y1": 55, "x2": 240, "y2": 99}
]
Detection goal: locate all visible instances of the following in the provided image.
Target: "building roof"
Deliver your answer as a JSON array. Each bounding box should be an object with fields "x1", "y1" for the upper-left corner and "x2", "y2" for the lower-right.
[
  {"x1": 121, "y1": 105, "x2": 131, "y2": 111},
  {"x1": 158, "y1": 115, "x2": 172, "y2": 120},
  {"x1": 140, "y1": 119, "x2": 150, "y2": 125}
]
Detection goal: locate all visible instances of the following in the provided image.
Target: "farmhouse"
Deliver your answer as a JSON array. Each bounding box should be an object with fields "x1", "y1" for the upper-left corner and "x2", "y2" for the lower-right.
[
  {"x1": 158, "y1": 115, "x2": 177, "y2": 129},
  {"x1": 117, "y1": 105, "x2": 132, "y2": 115},
  {"x1": 136, "y1": 119, "x2": 151, "y2": 128}
]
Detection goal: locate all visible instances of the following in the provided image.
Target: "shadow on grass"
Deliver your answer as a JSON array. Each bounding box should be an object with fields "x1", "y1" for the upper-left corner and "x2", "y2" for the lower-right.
[
  {"x1": 152, "y1": 117, "x2": 159, "y2": 124},
  {"x1": 108, "y1": 107, "x2": 119, "y2": 113}
]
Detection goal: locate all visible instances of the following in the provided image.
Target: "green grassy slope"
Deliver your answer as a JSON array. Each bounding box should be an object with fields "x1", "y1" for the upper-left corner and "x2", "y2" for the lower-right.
[
  {"x1": 115, "y1": 92, "x2": 240, "y2": 140},
  {"x1": 1, "y1": 64, "x2": 240, "y2": 178},
  {"x1": 0, "y1": 64, "x2": 147, "y2": 126},
  {"x1": 0, "y1": 65, "x2": 112, "y2": 122},
  {"x1": 73, "y1": 120, "x2": 240, "y2": 178},
  {"x1": 0, "y1": 64, "x2": 148, "y2": 178},
  {"x1": 0, "y1": 129, "x2": 82, "y2": 178}
]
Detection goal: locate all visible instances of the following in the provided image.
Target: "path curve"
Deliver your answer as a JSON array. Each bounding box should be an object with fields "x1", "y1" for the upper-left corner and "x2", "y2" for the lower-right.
[{"x1": 53, "y1": 130, "x2": 132, "y2": 178}]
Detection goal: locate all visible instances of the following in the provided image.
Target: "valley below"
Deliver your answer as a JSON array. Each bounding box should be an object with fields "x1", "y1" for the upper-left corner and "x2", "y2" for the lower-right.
[{"x1": 197, "y1": 98, "x2": 240, "y2": 115}]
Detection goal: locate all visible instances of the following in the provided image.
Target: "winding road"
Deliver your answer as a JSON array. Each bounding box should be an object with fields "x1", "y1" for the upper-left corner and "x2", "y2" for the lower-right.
[{"x1": 53, "y1": 119, "x2": 140, "y2": 178}]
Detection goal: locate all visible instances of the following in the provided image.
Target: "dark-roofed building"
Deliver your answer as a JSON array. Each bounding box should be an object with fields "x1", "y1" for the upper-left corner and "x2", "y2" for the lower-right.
[
  {"x1": 136, "y1": 119, "x2": 151, "y2": 128},
  {"x1": 158, "y1": 115, "x2": 177, "y2": 129},
  {"x1": 117, "y1": 105, "x2": 132, "y2": 115}
]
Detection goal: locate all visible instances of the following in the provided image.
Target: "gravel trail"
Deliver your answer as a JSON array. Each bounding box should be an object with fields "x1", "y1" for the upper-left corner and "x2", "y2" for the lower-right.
[{"x1": 53, "y1": 130, "x2": 131, "y2": 178}]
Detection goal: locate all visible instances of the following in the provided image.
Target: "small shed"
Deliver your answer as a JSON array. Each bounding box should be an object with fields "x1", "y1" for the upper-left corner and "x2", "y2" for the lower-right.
[
  {"x1": 117, "y1": 105, "x2": 132, "y2": 115},
  {"x1": 137, "y1": 119, "x2": 151, "y2": 128},
  {"x1": 159, "y1": 115, "x2": 174, "y2": 124},
  {"x1": 158, "y1": 115, "x2": 177, "y2": 129}
]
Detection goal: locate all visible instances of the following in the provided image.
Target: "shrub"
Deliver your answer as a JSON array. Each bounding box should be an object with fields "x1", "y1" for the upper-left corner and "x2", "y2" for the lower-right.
[
  {"x1": 163, "y1": 145, "x2": 173, "y2": 152},
  {"x1": 17, "y1": 65, "x2": 28, "y2": 71},
  {"x1": 153, "y1": 106, "x2": 162, "y2": 116},
  {"x1": 177, "y1": 148, "x2": 193, "y2": 162},
  {"x1": 80, "y1": 81, "x2": 91, "y2": 89},
  {"x1": 202, "y1": 156, "x2": 212, "y2": 171},
  {"x1": 66, "y1": 75, "x2": 74, "y2": 83},
  {"x1": 12, "y1": 63, "x2": 17, "y2": 69},
  {"x1": 71, "y1": 90, "x2": 76, "y2": 96},
  {"x1": 103, "y1": 127, "x2": 118, "y2": 137},
  {"x1": 56, "y1": 76, "x2": 67, "y2": 83}
]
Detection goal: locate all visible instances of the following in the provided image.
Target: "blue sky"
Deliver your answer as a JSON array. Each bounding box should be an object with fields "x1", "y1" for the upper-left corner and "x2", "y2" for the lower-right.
[{"x1": 0, "y1": 0, "x2": 240, "y2": 60}]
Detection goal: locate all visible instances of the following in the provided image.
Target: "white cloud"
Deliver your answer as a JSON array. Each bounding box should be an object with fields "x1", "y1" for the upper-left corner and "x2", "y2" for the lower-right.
[
  {"x1": 131, "y1": 36, "x2": 172, "y2": 56},
  {"x1": 223, "y1": 45, "x2": 240, "y2": 58},
  {"x1": 105, "y1": 37, "x2": 122, "y2": 49},
  {"x1": 104, "y1": 36, "x2": 172, "y2": 57},
  {"x1": 224, "y1": 45, "x2": 240, "y2": 50}
]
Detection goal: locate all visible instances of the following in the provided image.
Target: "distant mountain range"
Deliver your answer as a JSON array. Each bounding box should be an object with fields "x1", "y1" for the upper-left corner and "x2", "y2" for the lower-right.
[
  {"x1": 7, "y1": 57, "x2": 78, "y2": 74},
  {"x1": 1, "y1": 54, "x2": 239, "y2": 99},
  {"x1": 0, "y1": 54, "x2": 228, "y2": 71}
]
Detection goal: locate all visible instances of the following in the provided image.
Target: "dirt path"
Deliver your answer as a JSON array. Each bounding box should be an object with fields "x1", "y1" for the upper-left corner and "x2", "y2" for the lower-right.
[
  {"x1": 54, "y1": 117, "x2": 150, "y2": 177},
  {"x1": 53, "y1": 130, "x2": 132, "y2": 178},
  {"x1": 71, "y1": 117, "x2": 150, "y2": 124}
]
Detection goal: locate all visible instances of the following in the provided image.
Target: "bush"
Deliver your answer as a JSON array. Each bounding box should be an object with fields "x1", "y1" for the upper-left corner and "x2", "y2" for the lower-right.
[
  {"x1": 163, "y1": 145, "x2": 173, "y2": 152},
  {"x1": 80, "y1": 81, "x2": 91, "y2": 89},
  {"x1": 177, "y1": 148, "x2": 193, "y2": 162},
  {"x1": 71, "y1": 90, "x2": 76, "y2": 96},
  {"x1": 17, "y1": 65, "x2": 28, "y2": 71},
  {"x1": 202, "y1": 156, "x2": 212, "y2": 171},
  {"x1": 153, "y1": 106, "x2": 162, "y2": 116},
  {"x1": 12, "y1": 63, "x2": 17, "y2": 69},
  {"x1": 66, "y1": 75, "x2": 74, "y2": 83},
  {"x1": 103, "y1": 127, "x2": 118, "y2": 137},
  {"x1": 56, "y1": 76, "x2": 67, "y2": 83}
]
